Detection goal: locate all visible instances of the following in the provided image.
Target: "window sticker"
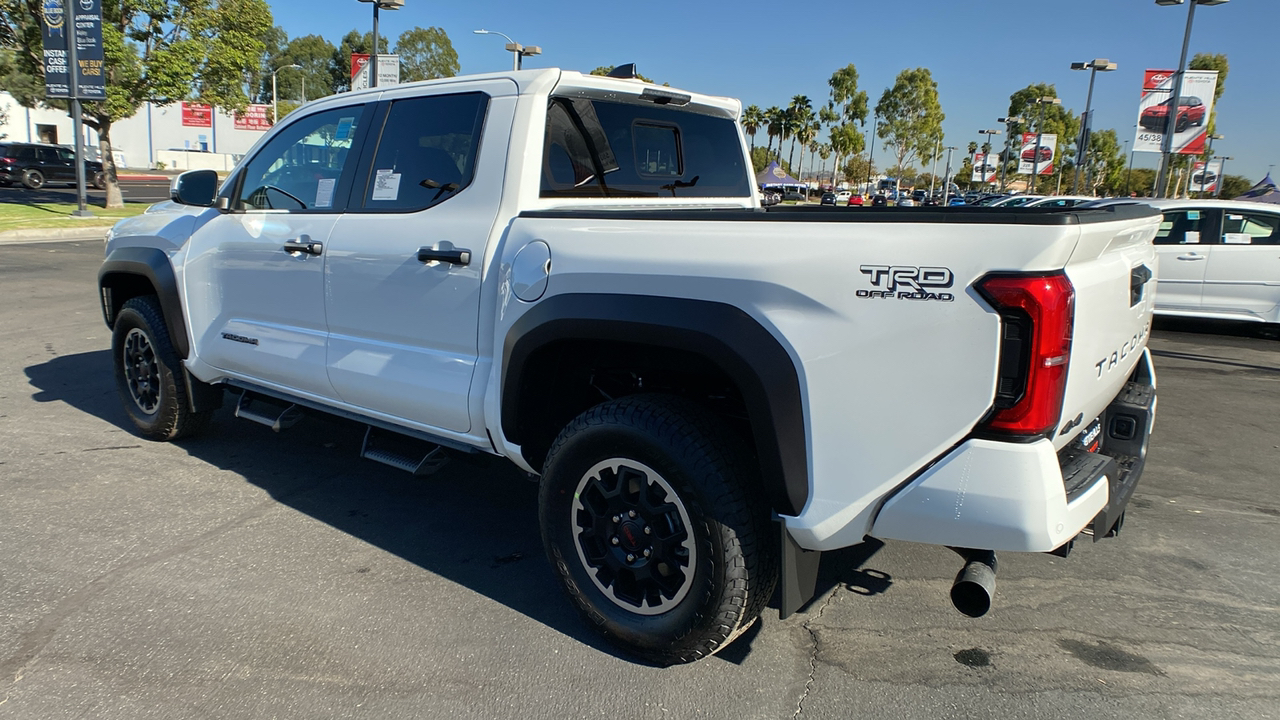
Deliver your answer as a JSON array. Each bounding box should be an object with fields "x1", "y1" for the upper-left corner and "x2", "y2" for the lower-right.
[
  {"x1": 371, "y1": 169, "x2": 401, "y2": 200},
  {"x1": 1183, "y1": 231, "x2": 1199, "y2": 244},
  {"x1": 1223, "y1": 232, "x2": 1250, "y2": 245},
  {"x1": 315, "y1": 178, "x2": 336, "y2": 208},
  {"x1": 1187, "y1": 210, "x2": 1200, "y2": 220},
  {"x1": 1227, "y1": 214, "x2": 1243, "y2": 221},
  {"x1": 335, "y1": 118, "x2": 355, "y2": 141}
]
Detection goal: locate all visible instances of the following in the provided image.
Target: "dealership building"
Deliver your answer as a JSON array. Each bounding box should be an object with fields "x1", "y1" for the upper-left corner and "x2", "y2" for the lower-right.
[{"x1": 0, "y1": 91, "x2": 276, "y2": 171}]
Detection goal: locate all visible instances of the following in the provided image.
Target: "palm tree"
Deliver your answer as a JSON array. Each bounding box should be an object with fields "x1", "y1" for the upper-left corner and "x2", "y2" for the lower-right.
[
  {"x1": 742, "y1": 105, "x2": 764, "y2": 154},
  {"x1": 818, "y1": 143, "x2": 832, "y2": 186},
  {"x1": 786, "y1": 95, "x2": 813, "y2": 173},
  {"x1": 796, "y1": 120, "x2": 818, "y2": 183},
  {"x1": 765, "y1": 106, "x2": 784, "y2": 162}
]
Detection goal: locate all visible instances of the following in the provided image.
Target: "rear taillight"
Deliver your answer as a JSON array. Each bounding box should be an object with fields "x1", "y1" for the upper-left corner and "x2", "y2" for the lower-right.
[{"x1": 977, "y1": 273, "x2": 1075, "y2": 437}]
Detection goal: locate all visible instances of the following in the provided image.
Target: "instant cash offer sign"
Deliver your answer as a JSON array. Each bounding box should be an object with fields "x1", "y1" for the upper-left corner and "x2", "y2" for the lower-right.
[
  {"x1": 40, "y1": 0, "x2": 105, "y2": 100},
  {"x1": 1134, "y1": 69, "x2": 1218, "y2": 155}
]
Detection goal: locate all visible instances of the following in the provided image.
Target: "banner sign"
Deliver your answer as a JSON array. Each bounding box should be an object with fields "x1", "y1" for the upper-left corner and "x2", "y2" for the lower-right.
[
  {"x1": 1018, "y1": 133, "x2": 1057, "y2": 176},
  {"x1": 40, "y1": 0, "x2": 105, "y2": 99},
  {"x1": 1188, "y1": 159, "x2": 1223, "y2": 195},
  {"x1": 350, "y1": 53, "x2": 400, "y2": 90},
  {"x1": 181, "y1": 102, "x2": 213, "y2": 128},
  {"x1": 1134, "y1": 68, "x2": 1217, "y2": 155},
  {"x1": 971, "y1": 152, "x2": 997, "y2": 183},
  {"x1": 234, "y1": 104, "x2": 273, "y2": 131}
]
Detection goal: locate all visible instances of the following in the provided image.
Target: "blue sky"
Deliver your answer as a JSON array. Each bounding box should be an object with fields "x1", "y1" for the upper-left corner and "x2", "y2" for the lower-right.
[{"x1": 268, "y1": 0, "x2": 1277, "y2": 183}]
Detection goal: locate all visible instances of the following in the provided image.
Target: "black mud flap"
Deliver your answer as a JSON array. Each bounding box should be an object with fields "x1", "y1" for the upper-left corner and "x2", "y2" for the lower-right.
[{"x1": 778, "y1": 519, "x2": 821, "y2": 618}]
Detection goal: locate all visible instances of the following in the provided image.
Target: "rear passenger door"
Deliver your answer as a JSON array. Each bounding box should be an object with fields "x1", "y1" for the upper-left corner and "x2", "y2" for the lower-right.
[
  {"x1": 323, "y1": 80, "x2": 515, "y2": 434},
  {"x1": 1153, "y1": 208, "x2": 1217, "y2": 313},
  {"x1": 1201, "y1": 209, "x2": 1280, "y2": 320}
]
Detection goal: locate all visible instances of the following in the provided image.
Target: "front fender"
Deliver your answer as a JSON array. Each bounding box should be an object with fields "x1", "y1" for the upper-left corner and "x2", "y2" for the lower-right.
[{"x1": 98, "y1": 246, "x2": 190, "y2": 360}]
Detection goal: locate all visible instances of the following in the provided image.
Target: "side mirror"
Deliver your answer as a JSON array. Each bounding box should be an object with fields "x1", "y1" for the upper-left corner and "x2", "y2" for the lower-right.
[{"x1": 171, "y1": 169, "x2": 219, "y2": 207}]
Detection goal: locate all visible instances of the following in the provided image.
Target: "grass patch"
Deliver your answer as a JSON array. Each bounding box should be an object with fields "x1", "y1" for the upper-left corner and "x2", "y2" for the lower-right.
[{"x1": 0, "y1": 201, "x2": 148, "y2": 233}]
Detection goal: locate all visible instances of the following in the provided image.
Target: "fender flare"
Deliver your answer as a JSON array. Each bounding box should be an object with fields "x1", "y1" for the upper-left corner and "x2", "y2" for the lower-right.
[
  {"x1": 98, "y1": 245, "x2": 190, "y2": 359},
  {"x1": 501, "y1": 293, "x2": 809, "y2": 516}
]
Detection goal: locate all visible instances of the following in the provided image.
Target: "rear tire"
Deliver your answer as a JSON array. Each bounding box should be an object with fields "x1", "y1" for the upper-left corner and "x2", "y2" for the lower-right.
[
  {"x1": 111, "y1": 295, "x2": 212, "y2": 440},
  {"x1": 539, "y1": 395, "x2": 777, "y2": 665},
  {"x1": 92, "y1": 171, "x2": 106, "y2": 189},
  {"x1": 21, "y1": 169, "x2": 44, "y2": 189}
]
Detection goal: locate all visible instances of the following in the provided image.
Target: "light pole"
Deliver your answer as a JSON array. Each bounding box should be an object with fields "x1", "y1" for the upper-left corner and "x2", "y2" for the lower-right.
[
  {"x1": 357, "y1": 0, "x2": 403, "y2": 89},
  {"x1": 866, "y1": 114, "x2": 878, "y2": 194},
  {"x1": 1070, "y1": 58, "x2": 1118, "y2": 193},
  {"x1": 1029, "y1": 97, "x2": 1060, "y2": 194},
  {"x1": 272, "y1": 64, "x2": 302, "y2": 123},
  {"x1": 942, "y1": 146, "x2": 956, "y2": 201},
  {"x1": 1198, "y1": 133, "x2": 1223, "y2": 195},
  {"x1": 1216, "y1": 156, "x2": 1232, "y2": 197},
  {"x1": 1154, "y1": 0, "x2": 1229, "y2": 198},
  {"x1": 473, "y1": 29, "x2": 541, "y2": 71},
  {"x1": 979, "y1": 128, "x2": 1001, "y2": 188},
  {"x1": 996, "y1": 116, "x2": 1023, "y2": 192},
  {"x1": 1123, "y1": 139, "x2": 1134, "y2": 195}
]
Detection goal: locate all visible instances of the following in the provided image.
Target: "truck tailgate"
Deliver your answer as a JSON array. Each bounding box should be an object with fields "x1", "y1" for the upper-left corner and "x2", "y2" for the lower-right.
[{"x1": 1056, "y1": 212, "x2": 1161, "y2": 450}]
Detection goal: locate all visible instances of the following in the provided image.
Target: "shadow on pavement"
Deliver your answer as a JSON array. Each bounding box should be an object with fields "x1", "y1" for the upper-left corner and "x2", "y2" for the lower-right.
[{"x1": 24, "y1": 349, "x2": 895, "y2": 665}]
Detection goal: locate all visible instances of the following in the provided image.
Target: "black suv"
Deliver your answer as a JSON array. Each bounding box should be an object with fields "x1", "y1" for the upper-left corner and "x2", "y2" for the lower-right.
[{"x1": 0, "y1": 142, "x2": 105, "y2": 190}]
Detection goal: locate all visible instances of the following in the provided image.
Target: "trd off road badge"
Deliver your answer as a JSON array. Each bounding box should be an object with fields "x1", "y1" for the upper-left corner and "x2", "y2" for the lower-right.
[{"x1": 856, "y1": 265, "x2": 955, "y2": 302}]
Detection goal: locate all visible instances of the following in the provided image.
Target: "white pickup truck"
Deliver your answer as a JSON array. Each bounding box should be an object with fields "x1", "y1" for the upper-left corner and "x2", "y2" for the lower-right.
[{"x1": 98, "y1": 67, "x2": 1160, "y2": 665}]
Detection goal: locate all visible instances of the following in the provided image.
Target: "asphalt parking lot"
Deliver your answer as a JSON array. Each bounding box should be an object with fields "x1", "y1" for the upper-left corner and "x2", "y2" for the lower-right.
[
  {"x1": 1, "y1": 176, "x2": 174, "y2": 205},
  {"x1": 1, "y1": 239, "x2": 1277, "y2": 719}
]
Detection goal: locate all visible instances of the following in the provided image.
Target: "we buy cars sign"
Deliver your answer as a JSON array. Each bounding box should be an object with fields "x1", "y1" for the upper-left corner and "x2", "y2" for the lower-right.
[
  {"x1": 1134, "y1": 68, "x2": 1217, "y2": 154},
  {"x1": 1018, "y1": 133, "x2": 1056, "y2": 176}
]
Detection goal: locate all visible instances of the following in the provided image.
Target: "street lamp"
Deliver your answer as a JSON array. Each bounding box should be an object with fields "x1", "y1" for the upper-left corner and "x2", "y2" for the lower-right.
[
  {"x1": 978, "y1": 128, "x2": 1001, "y2": 187},
  {"x1": 1216, "y1": 156, "x2": 1232, "y2": 197},
  {"x1": 1154, "y1": 0, "x2": 1229, "y2": 198},
  {"x1": 866, "y1": 113, "x2": 878, "y2": 194},
  {"x1": 357, "y1": 0, "x2": 403, "y2": 89},
  {"x1": 942, "y1": 146, "x2": 957, "y2": 201},
  {"x1": 1029, "y1": 97, "x2": 1060, "y2": 193},
  {"x1": 1070, "y1": 58, "x2": 1118, "y2": 194},
  {"x1": 1197, "y1": 133, "x2": 1224, "y2": 195},
  {"x1": 272, "y1": 64, "x2": 302, "y2": 123},
  {"x1": 1124, "y1": 138, "x2": 1134, "y2": 195},
  {"x1": 473, "y1": 29, "x2": 541, "y2": 71},
  {"x1": 996, "y1": 116, "x2": 1023, "y2": 191}
]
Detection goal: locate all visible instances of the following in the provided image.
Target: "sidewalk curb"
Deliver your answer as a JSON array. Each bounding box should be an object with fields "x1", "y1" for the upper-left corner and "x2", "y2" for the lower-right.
[{"x1": 0, "y1": 226, "x2": 108, "y2": 245}]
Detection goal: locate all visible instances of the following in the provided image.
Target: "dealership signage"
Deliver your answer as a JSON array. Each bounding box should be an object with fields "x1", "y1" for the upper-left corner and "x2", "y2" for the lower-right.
[
  {"x1": 1187, "y1": 159, "x2": 1223, "y2": 195},
  {"x1": 40, "y1": 0, "x2": 106, "y2": 100},
  {"x1": 971, "y1": 152, "x2": 997, "y2": 183},
  {"x1": 1018, "y1": 133, "x2": 1057, "y2": 176},
  {"x1": 181, "y1": 102, "x2": 213, "y2": 128},
  {"x1": 234, "y1": 104, "x2": 273, "y2": 131},
  {"x1": 1134, "y1": 68, "x2": 1218, "y2": 155},
  {"x1": 350, "y1": 53, "x2": 400, "y2": 90}
]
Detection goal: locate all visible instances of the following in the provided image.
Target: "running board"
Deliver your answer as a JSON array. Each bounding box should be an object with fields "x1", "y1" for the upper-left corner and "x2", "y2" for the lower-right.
[
  {"x1": 235, "y1": 391, "x2": 303, "y2": 432},
  {"x1": 359, "y1": 426, "x2": 450, "y2": 476}
]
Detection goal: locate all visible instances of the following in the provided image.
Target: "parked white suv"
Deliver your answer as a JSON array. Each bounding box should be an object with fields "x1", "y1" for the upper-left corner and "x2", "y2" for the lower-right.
[{"x1": 98, "y1": 68, "x2": 1161, "y2": 664}]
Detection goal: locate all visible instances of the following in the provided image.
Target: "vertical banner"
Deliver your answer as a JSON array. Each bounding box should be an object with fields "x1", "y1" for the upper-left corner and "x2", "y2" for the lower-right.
[
  {"x1": 40, "y1": 0, "x2": 105, "y2": 99},
  {"x1": 1187, "y1": 159, "x2": 1223, "y2": 195},
  {"x1": 1018, "y1": 133, "x2": 1057, "y2": 175},
  {"x1": 350, "y1": 53, "x2": 400, "y2": 90},
  {"x1": 1135, "y1": 69, "x2": 1217, "y2": 154},
  {"x1": 971, "y1": 153, "x2": 997, "y2": 183}
]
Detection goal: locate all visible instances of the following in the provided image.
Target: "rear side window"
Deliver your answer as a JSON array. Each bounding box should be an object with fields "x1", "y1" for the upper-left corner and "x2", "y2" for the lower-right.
[
  {"x1": 359, "y1": 92, "x2": 488, "y2": 212},
  {"x1": 541, "y1": 97, "x2": 750, "y2": 199},
  {"x1": 1222, "y1": 212, "x2": 1280, "y2": 245}
]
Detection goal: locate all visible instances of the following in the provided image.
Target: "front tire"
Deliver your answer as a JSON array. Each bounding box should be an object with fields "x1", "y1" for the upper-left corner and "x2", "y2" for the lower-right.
[
  {"x1": 539, "y1": 395, "x2": 777, "y2": 665},
  {"x1": 21, "y1": 169, "x2": 44, "y2": 189},
  {"x1": 111, "y1": 295, "x2": 212, "y2": 440},
  {"x1": 92, "y1": 171, "x2": 106, "y2": 189}
]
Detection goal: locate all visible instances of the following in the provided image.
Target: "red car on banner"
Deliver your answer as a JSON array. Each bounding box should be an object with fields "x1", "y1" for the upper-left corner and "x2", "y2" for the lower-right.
[
  {"x1": 1139, "y1": 96, "x2": 1206, "y2": 133},
  {"x1": 1021, "y1": 145, "x2": 1053, "y2": 162}
]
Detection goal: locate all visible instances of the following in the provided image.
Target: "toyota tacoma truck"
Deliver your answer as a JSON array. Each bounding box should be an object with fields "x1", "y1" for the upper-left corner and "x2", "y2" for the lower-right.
[{"x1": 98, "y1": 67, "x2": 1160, "y2": 664}]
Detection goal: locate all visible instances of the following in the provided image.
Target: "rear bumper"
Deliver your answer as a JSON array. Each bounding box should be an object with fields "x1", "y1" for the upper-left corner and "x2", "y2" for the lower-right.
[{"x1": 869, "y1": 349, "x2": 1156, "y2": 553}]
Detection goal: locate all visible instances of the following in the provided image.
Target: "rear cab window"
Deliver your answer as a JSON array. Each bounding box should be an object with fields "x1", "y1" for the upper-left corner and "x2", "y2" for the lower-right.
[{"x1": 540, "y1": 94, "x2": 750, "y2": 200}]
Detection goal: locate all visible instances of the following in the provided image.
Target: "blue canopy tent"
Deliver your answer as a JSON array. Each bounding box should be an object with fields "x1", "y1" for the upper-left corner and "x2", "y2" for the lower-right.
[
  {"x1": 1234, "y1": 174, "x2": 1280, "y2": 205},
  {"x1": 756, "y1": 162, "x2": 802, "y2": 188}
]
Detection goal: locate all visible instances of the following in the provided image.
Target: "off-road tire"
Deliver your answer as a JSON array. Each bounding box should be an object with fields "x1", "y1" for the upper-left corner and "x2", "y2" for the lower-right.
[
  {"x1": 112, "y1": 295, "x2": 212, "y2": 440},
  {"x1": 21, "y1": 168, "x2": 44, "y2": 189},
  {"x1": 539, "y1": 394, "x2": 777, "y2": 665}
]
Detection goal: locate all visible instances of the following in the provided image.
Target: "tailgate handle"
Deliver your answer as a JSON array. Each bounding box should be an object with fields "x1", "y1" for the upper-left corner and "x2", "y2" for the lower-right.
[{"x1": 1130, "y1": 264, "x2": 1152, "y2": 306}]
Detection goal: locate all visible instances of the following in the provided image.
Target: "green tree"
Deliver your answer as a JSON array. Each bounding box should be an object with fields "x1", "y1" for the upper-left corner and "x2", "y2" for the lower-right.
[
  {"x1": 786, "y1": 95, "x2": 812, "y2": 172},
  {"x1": 1084, "y1": 128, "x2": 1125, "y2": 196},
  {"x1": 828, "y1": 63, "x2": 868, "y2": 126},
  {"x1": 1189, "y1": 53, "x2": 1228, "y2": 164},
  {"x1": 841, "y1": 153, "x2": 874, "y2": 190},
  {"x1": 741, "y1": 105, "x2": 764, "y2": 153},
  {"x1": 828, "y1": 122, "x2": 864, "y2": 187},
  {"x1": 396, "y1": 27, "x2": 458, "y2": 83},
  {"x1": 1219, "y1": 174, "x2": 1251, "y2": 199},
  {"x1": 332, "y1": 29, "x2": 390, "y2": 92},
  {"x1": 1127, "y1": 167, "x2": 1158, "y2": 197},
  {"x1": 875, "y1": 68, "x2": 945, "y2": 182},
  {"x1": 2, "y1": 0, "x2": 274, "y2": 207},
  {"x1": 1007, "y1": 83, "x2": 1078, "y2": 194},
  {"x1": 764, "y1": 106, "x2": 783, "y2": 158},
  {"x1": 751, "y1": 146, "x2": 790, "y2": 175},
  {"x1": 261, "y1": 33, "x2": 337, "y2": 105}
]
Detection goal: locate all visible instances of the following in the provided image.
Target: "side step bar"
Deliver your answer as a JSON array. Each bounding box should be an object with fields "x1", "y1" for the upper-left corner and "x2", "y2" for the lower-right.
[
  {"x1": 235, "y1": 391, "x2": 303, "y2": 432},
  {"x1": 359, "y1": 426, "x2": 450, "y2": 476}
]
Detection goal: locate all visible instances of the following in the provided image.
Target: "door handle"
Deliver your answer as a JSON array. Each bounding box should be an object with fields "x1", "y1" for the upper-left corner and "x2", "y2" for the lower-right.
[
  {"x1": 417, "y1": 247, "x2": 471, "y2": 266},
  {"x1": 283, "y1": 238, "x2": 323, "y2": 255},
  {"x1": 1175, "y1": 254, "x2": 1205, "y2": 261}
]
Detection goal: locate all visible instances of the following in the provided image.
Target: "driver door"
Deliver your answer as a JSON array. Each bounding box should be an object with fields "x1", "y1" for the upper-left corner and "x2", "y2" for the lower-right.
[{"x1": 184, "y1": 104, "x2": 371, "y2": 400}]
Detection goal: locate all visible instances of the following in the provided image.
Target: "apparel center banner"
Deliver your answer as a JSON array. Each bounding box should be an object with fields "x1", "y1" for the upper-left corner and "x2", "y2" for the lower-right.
[
  {"x1": 1018, "y1": 133, "x2": 1056, "y2": 176},
  {"x1": 1135, "y1": 69, "x2": 1218, "y2": 155}
]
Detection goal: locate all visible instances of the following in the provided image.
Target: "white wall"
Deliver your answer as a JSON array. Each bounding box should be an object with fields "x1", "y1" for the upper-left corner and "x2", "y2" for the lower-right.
[{"x1": 1, "y1": 92, "x2": 271, "y2": 170}]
